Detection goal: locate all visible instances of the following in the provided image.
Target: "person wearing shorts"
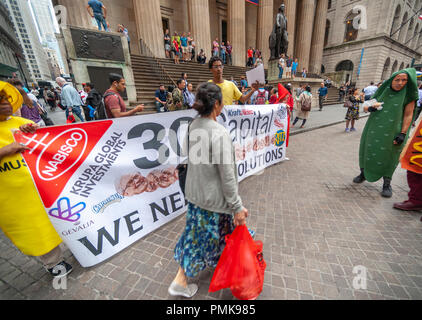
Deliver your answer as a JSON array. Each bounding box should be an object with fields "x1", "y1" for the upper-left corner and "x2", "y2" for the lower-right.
[
  {"x1": 292, "y1": 59, "x2": 298, "y2": 78},
  {"x1": 180, "y1": 33, "x2": 189, "y2": 61}
]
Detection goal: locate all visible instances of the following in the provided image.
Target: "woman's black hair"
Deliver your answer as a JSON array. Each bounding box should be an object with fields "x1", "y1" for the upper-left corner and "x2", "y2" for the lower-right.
[
  {"x1": 306, "y1": 85, "x2": 312, "y2": 92},
  {"x1": 192, "y1": 82, "x2": 223, "y2": 116}
]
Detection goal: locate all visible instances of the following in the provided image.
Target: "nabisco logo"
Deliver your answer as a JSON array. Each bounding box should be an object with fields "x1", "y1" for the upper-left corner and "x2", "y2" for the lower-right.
[{"x1": 35, "y1": 129, "x2": 88, "y2": 181}]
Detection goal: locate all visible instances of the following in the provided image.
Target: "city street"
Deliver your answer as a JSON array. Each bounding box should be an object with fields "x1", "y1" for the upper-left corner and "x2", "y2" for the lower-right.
[{"x1": 1, "y1": 117, "x2": 421, "y2": 300}]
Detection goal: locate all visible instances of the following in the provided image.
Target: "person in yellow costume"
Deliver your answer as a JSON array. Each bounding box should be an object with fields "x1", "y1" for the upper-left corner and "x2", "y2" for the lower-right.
[{"x1": 0, "y1": 81, "x2": 73, "y2": 278}]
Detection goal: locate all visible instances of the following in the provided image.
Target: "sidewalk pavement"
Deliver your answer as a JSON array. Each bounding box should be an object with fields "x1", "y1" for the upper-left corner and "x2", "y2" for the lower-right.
[
  {"x1": 1, "y1": 111, "x2": 422, "y2": 300},
  {"x1": 290, "y1": 103, "x2": 369, "y2": 136}
]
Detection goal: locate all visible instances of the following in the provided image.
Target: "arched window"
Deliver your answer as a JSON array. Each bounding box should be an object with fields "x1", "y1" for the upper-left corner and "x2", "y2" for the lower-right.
[
  {"x1": 391, "y1": 60, "x2": 398, "y2": 75},
  {"x1": 325, "y1": 20, "x2": 330, "y2": 47},
  {"x1": 381, "y1": 58, "x2": 391, "y2": 81},
  {"x1": 336, "y1": 60, "x2": 354, "y2": 84},
  {"x1": 411, "y1": 25, "x2": 419, "y2": 49},
  {"x1": 344, "y1": 12, "x2": 359, "y2": 42},
  {"x1": 328, "y1": 0, "x2": 332, "y2": 10},
  {"x1": 417, "y1": 31, "x2": 422, "y2": 52},
  {"x1": 406, "y1": 18, "x2": 414, "y2": 44},
  {"x1": 321, "y1": 64, "x2": 326, "y2": 74},
  {"x1": 399, "y1": 62, "x2": 405, "y2": 71},
  {"x1": 391, "y1": 5, "x2": 401, "y2": 39},
  {"x1": 399, "y1": 12, "x2": 409, "y2": 43},
  {"x1": 336, "y1": 60, "x2": 354, "y2": 72}
]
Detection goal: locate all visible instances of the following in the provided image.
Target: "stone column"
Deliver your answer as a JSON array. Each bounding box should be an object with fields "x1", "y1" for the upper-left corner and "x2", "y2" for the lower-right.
[
  {"x1": 294, "y1": 0, "x2": 316, "y2": 72},
  {"x1": 309, "y1": 0, "x2": 328, "y2": 75},
  {"x1": 188, "y1": 0, "x2": 212, "y2": 62},
  {"x1": 228, "y1": 0, "x2": 246, "y2": 67},
  {"x1": 256, "y1": 0, "x2": 273, "y2": 66},
  {"x1": 133, "y1": 0, "x2": 165, "y2": 58},
  {"x1": 283, "y1": 0, "x2": 297, "y2": 58}
]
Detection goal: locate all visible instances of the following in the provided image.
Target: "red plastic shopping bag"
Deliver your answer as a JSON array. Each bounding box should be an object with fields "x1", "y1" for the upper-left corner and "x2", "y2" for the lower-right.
[
  {"x1": 209, "y1": 225, "x2": 266, "y2": 300},
  {"x1": 66, "y1": 114, "x2": 76, "y2": 124}
]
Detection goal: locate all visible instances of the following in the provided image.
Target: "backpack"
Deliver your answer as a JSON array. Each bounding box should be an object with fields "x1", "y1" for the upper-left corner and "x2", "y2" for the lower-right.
[
  {"x1": 96, "y1": 92, "x2": 117, "y2": 120},
  {"x1": 301, "y1": 95, "x2": 312, "y2": 112},
  {"x1": 47, "y1": 91, "x2": 55, "y2": 100},
  {"x1": 255, "y1": 90, "x2": 267, "y2": 105}
]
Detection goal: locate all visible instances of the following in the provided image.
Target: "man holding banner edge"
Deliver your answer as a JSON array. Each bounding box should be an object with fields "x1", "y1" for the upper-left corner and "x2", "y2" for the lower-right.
[{"x1": 208, "y1": 56, "x2": 260, "y2": 106}]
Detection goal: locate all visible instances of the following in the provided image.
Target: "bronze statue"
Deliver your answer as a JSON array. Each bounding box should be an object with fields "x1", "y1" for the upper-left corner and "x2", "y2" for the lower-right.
[{"x1": 270, "y1": 4, "x2": 288, "y2": 59}]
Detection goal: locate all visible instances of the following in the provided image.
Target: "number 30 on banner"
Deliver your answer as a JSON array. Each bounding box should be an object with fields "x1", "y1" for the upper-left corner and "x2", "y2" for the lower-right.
[{"x1": 128, "y1": 116, "x2": 193, "y2": 170}]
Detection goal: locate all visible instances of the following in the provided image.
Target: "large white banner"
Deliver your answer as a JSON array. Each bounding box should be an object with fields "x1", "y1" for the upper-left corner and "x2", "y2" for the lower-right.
[{"x1": 14, "y1": 104, "x2": 288, "y2": 267}]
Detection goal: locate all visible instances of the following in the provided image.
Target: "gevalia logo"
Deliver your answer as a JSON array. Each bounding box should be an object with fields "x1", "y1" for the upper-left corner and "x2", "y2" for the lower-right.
[{"x1": 14, "y1": 121, "x2": 113, "y2": 208}]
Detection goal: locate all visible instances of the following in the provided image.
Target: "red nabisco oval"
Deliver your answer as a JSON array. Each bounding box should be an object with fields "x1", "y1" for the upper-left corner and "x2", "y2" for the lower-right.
[{"x1": 36, "y1": 128, "x2": 88, "y2": 181}]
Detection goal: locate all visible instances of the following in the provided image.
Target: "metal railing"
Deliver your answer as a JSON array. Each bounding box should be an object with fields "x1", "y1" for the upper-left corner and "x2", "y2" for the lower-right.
[{"x1": 138, "y1": 38, "x2": 176, "y2": 87}]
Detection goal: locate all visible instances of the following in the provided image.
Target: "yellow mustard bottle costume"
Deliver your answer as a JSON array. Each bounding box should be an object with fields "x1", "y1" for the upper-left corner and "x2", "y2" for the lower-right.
[{"x1": 0, "y1": 116, "x2": 62, "y2": 256}]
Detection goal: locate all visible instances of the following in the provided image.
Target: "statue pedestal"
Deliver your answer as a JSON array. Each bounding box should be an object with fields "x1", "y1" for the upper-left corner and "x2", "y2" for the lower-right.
[{"x1": 267, "y1": 59, "x2": 280, "y2": 82}]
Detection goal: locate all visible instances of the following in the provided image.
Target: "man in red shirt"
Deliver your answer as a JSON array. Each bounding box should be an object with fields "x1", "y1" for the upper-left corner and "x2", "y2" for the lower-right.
[
  {"x1": 247, "y1": 47, "x2": 253, "y2": 67},
  {"x1": 104, "y1": 73, "x2": 144, "y2": 118}
]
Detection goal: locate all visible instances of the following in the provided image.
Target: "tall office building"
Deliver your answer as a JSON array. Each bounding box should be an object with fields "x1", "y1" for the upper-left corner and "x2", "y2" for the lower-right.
[
  {"x1": 28, "y1": 0, "x2": 65, "y2": 72},
  {"x1": 3, "y1": 0, "x2": 52, "y2": 82},
  {"x1": 0, "y1": 0, "x2": 31, "y2": 82}
]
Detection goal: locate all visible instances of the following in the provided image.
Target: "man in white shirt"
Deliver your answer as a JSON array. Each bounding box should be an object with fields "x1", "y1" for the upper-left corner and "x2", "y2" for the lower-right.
[
  {"x1": 363, "y1": 82, "x2": 379, "y2": 101},
  {"x1": 278, "y1": 54, "x2": 285, "y2": 79}
]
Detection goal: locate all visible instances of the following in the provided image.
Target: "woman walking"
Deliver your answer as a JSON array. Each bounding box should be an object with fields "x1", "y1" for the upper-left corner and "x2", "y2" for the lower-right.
[
  {"x1": 292, "y1": 85, "x2": 312, "y2": 128},
  {"x1": 169, "y1": 82, "x2": 249, "y2": 298},
  {"x1": 345, "y1": 88, "x2": 365, "y2": 132}
]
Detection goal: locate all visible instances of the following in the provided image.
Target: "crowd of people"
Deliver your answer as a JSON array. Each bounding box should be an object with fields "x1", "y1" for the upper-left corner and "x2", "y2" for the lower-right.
[
  {"x1": 278, "y1": 54, "x2": 301, "y2": 79},
  {"x1": 246, "y1": 47, "x2": 263, "y2": 68},
  {"x1": 165, "y1": 30, "x2": 199, "y2": 65}
]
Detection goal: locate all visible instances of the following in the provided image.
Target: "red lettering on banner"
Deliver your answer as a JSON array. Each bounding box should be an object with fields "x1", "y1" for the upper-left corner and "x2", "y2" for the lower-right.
[{"x1": 14, "y1": 121, "x2": 113, "y2": 208}]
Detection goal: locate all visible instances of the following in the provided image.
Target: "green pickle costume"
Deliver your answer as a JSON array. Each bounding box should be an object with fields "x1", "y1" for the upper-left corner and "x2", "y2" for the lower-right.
[{"x1": 359, "y1": 68, "x2": 419, "y2": 182}]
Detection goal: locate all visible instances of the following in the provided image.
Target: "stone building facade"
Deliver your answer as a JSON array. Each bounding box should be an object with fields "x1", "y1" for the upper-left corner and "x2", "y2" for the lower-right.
[
  {"x1": 323, "y1": 0, "x2": 422, "y2": 89},
  {"x1": 52, "y1": 0, "x2": 329, "y2": 73},
  {"x1": 0, "y1": 0, "x2": 31, "y2": 82}
]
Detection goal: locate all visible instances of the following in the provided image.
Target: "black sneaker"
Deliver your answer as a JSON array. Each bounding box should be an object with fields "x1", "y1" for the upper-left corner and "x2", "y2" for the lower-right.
[
  {"x1": 48, "y1": 261, "x2": 73, "y2": 278},
  {"x1": 353, "y1": 174, "x2": 366, "y2": 184},
  {"x1": 381, "y1": 185, "x2": 393, "y2": 198}
]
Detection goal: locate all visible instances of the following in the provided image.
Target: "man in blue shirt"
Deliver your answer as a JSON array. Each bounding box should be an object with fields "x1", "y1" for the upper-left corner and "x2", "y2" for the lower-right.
[
  {"x1": 155, "y1": 85, "x2": 168, "y2": 113},
  {"x1": 56, "y1": 77, "x2": 85, "y2": 122},
  {"x1": 285, "y1": 56, "x2": 293, "y2": 78},
  {"x1": 180, "y1": 33, "x2": 188, "y2": 61},
  {"x1": 240, "y1": 76, "x2": 248, "y2": 89},
  {"x1": 87, "y1": 0, "x2": 108, "y2": 32},
  {"x1": 318, "y1": 82, "x2": 328, "y2": 111}
]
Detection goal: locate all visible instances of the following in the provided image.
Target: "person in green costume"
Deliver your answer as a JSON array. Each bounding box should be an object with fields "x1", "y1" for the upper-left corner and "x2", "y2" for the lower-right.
[{"x1": 353, "y1": 68, "x2": 419, "y2": 198}]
